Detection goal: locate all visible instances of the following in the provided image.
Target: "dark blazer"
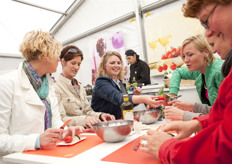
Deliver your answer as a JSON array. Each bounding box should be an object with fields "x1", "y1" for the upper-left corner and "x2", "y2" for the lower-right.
[
  {"x1": 91, "y1": 76, "x2": 133, "y2": 119},
  {"x1": 129, "y1": 59, "x2": 151, "y2": 85}
]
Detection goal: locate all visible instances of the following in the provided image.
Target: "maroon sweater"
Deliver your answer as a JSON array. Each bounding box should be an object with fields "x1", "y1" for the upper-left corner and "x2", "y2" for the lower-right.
[{"x1": 159, "y1": 69, "x2": 232, "y2": 164}]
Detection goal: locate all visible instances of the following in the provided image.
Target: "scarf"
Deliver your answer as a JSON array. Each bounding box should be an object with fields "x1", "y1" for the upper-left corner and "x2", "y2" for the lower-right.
[
  {"x1": 71, "y1": 78, "x2": 80, "y2": 96},
  {"x1": 23, "y1": 61, "x2": 52, "y2": 130},
  {"x1": 221, "y1": 49, "x2": 232, "y2": 77}
]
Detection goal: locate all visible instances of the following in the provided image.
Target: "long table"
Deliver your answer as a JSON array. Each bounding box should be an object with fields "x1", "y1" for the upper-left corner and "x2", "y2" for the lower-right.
[{"x1": 3, "y1": 120, "x2": 165, "y2": 164}]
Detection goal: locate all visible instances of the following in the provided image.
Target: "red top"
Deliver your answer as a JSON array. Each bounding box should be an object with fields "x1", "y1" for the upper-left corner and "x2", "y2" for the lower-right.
[{"x1": 159, "y1": 69, "x2": 232, "y2": 164}]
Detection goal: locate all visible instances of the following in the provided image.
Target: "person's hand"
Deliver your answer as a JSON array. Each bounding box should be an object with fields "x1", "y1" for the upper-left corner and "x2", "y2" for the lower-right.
[
  {"x1": 85, "y1": 116, "x2": 101, "y2": 128},
  {"x1": 163, "y1": 106, "x2": 184, "y2": 120},
  {"x1": 100, "y1": 113, "x2": 115, "y2": 121},
  {"x1": 63, "y1": 126, "x2": 85, "y2": 138},
  {"x1": 141, "y1": 95, "x2": 164, "y2": 108},
  {"x1": 40, "y1": 128, "x2": 64, "y2": 149},
  {"x1": 133, "y1": 87, "x2": 142, "y2": 95},
  {"x1": 168, "y1": 100, "x2": 194, "y2": 112},
  {"x1": 140, "y1": 129, "x2": 173, "y2": 160},
  {"x1": 160, "y1": 120, "x2": 202, "y2": 140}
]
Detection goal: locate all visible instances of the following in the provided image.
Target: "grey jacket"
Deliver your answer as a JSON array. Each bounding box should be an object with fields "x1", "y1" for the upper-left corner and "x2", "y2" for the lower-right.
[{"x1": 183, "y1": 103, "x2": 211, "y2": 121}]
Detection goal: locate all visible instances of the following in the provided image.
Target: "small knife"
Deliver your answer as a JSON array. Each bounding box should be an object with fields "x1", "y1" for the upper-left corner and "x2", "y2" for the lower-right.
[
  {"x1": 60, "y1": 119, "x2": 72, "y2": 129},
  {"x1": 133, "y1": 142, "x2": 140, "y2": 151}
]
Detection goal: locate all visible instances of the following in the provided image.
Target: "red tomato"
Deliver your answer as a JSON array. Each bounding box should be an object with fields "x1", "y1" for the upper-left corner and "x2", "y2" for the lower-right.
[
  {"x1": 158, "y1": 96, "x2": 165, "y2": 100},
  {"x1": 64, "y1": 136, "x2": 73, "y2": 143},
  {"x1": 163, "y1": 64, "x2": 168, "y2": 70}
]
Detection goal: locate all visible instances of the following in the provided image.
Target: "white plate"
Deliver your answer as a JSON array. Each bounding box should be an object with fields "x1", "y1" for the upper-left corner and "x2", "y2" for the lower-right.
[{"x1": 57, "y1": 136, "x2": 86, "y2": 146}]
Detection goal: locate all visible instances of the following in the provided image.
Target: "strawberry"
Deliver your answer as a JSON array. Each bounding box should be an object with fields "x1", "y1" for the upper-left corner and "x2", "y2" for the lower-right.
[
  {"x1": 158, "y1": 66, "x2": 163, "y2": 72},
  {"x1": 168, "y1": 54, "x2": 174, "y2": 58},
  {"x1": 170, "y1": 63, "x2": 177, "y2": 70},
  {"x1": 161, "y1": 55, "x2": 166, "y2": 60},
  {"x1": 163, "y1": 64, "x2": 168, "y2": 70},
  {"x1": 172, "y1": 48, "x2": 176, "y2": 52}
]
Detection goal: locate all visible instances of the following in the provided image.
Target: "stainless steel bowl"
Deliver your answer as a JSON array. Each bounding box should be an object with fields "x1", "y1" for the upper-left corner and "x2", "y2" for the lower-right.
[
  {"x1": 93, "y1": 120, "x2": 133, "y2": 143},
  {"x1": 134, "y1": 108, "x2": 161, "y2": 124}
]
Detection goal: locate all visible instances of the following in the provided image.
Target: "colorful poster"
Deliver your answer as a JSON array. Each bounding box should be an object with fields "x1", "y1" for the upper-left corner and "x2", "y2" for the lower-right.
[
  {"x1": 90, "y1": 31, "x2": 127, "y2": 85},
  {"x1": 144, "y1": 7, "x2": 205, "y2": 76}
]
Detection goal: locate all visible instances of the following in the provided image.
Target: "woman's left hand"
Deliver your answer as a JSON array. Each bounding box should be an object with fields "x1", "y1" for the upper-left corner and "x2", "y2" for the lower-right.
[
  {"x1": 85, "y1": 116, "x2": 101, "y2": 128},
  {"x1": 100, "y1": 113, "x2": 115, "y2": 121},
  {"x1": 140, "y1": 129, "x2": 173, "y2": 159},
  {"x1": 133, "y1": 87, "x2": 142, "y2": 95},
  {"x1": 63, "y1": 126, "x2": 85, "y2": 138},
  {"x1": 163, "y1": 106, "x2": 184, "y2": 120}
]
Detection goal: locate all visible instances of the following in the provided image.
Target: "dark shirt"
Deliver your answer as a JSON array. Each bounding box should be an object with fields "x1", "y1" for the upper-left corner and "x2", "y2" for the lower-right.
[
  {"x1": 129, "y1": 59, "x2": 151, "y2": 85},
  {"x1": 91, "y1": 76, "x2": 133, "y2": 119}
]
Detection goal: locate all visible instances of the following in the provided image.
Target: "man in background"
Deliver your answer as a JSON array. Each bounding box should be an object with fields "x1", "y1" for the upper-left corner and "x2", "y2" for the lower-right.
[{"x1": 125, "y1": 49, "x2": 151, "y2": 85}]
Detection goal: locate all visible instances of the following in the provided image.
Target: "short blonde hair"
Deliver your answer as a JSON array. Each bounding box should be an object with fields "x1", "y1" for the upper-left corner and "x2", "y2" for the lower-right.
[
  {"x1": 97, "y1": 51, "x2": 124, "y2": 81},
  {"x1": 181, "y1": 35, "x2": 215, "y2": 65},
  {"x1": 19, "y1": 30, "x2": 62, "y2": 62}
]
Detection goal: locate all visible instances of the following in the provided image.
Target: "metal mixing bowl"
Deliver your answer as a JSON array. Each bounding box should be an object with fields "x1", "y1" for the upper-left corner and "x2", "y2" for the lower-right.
[
  {"x1": 134, "y1": 108, "x2": 161, "y2": 124},
  {"x1": 92, "y1": 120, "x2": 133, "y2": 143}
]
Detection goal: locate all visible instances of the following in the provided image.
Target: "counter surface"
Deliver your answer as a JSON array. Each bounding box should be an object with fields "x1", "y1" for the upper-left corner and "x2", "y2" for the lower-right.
[{"x1": 3, "y1": 121, "x2": 165, "y2": 164}]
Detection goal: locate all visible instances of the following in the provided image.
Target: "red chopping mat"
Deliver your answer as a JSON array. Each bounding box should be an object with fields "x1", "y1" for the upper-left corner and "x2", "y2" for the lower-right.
[
  {"x1": 101, "y1": 136, "x2": 162, "y2": 164},
  {"x1": 23, "y1": 135, "x2": 103, "y2": 158}
]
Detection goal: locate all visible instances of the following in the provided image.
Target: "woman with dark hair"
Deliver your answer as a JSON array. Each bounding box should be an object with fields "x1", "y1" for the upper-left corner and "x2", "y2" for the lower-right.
[{"x1": 54, "y1": 45, "x2": 115, "y2": 129}]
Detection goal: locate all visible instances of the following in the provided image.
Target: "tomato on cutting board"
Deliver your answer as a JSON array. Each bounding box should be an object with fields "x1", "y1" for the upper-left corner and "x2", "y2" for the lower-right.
[{"x1": 64, "y1": 136, "x2": 73, "y2": 143}]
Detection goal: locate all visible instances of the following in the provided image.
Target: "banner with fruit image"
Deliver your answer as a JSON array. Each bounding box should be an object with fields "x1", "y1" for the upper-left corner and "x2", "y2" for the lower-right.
[
  {"x1": 144, "y1": 5, "x2": 205, "y2": 76},
  {"x1": 89, "y1": 31, "x2": 127, "y2": 85}
]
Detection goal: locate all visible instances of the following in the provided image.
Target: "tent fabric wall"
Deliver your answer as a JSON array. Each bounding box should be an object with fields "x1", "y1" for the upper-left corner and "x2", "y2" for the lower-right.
[
  {"x1": 54, "y1": 0, "x2": 142, "y2": 86},
  {"x1": 0, "y1": 57, "x2": 23, "y2": 75},
  {"x1": 0, "y1": 0, "x2": 183, "y2": 86},
  {"x1": 54, "y1": 0, "x2": 182, "y2": 86},
  {"x1": 53, "y1": 18, "x2": 140, "y2": 85}
]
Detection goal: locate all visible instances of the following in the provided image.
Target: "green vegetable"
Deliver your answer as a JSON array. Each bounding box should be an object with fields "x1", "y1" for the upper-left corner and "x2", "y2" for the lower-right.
[
  {"x1": 126, "y1": 86, "x2": 130, "y2": 91},
  {"x1": 157, "y1": 86, "x2": 164, "y2": 96},
  {"x1": 131, "y1": 83, "x2": 138, "y2": 87},
  {"x1": 157, "y1": 86, "x2": 170, "y2": 98}
]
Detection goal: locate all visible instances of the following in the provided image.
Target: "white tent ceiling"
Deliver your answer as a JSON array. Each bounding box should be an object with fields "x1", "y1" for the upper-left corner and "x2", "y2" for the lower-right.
[{"x1": 0, "y1": 0, "x2": 76, "y2": 56}]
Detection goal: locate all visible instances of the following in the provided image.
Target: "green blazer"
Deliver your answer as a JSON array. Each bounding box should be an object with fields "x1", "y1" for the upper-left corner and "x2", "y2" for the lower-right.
[{"x1": 169, "y1": 58, "x2": 224, "y2": 105}]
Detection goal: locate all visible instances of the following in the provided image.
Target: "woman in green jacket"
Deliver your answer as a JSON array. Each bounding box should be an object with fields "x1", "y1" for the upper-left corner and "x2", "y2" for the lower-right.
[{"x1": 165, "y1": 35, "x2": 224, "y2": 120}]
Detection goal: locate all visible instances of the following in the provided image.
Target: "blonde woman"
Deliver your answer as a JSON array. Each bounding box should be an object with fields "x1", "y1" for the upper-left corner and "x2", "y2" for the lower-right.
[
  {"x1": 91, "y1": 51, "x2": 163, "y2": 119},
  {"x1": 165, "y1": 35, "x2": 224, "y2": 121},
  {"x1": 0, "y1": 30, "x2": 84, "y2": 160}
]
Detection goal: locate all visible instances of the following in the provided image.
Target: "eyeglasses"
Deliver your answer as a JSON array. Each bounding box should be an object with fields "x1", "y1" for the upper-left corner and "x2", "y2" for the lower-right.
[{"x1": 201, "y1": 4, "x2": 218, "y2": 29}]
